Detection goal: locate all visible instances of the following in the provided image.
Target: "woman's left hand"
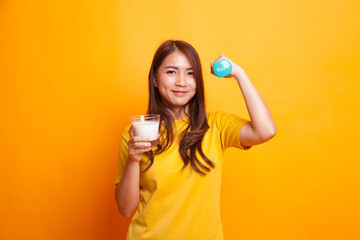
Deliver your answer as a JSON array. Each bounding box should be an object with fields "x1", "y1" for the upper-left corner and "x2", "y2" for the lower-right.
[{"x1": 210, "y1": 54, "x2": 243, "y2": 78}]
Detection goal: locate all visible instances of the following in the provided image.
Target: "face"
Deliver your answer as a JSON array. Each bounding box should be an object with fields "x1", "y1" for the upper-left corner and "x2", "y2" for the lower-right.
[{"x1": 155, "y1": 50, "x2": 197, "y2": 115}]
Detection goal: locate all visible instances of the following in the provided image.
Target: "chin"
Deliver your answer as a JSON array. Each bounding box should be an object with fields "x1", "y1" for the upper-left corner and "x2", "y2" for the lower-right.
[{"x1": 165, "y1": 102, "x2": 188, "y2": 110}]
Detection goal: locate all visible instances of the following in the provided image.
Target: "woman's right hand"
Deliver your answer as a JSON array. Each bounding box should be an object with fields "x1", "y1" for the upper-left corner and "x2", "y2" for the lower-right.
[{"x1": 128, "y1": 125, "x2": 152, "y2": 162}]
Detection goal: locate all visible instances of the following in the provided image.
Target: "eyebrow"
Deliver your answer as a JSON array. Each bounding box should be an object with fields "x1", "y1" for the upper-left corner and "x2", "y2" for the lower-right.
[{"x1": 164, "y1": 66, "x2": 193, "y2": 70}]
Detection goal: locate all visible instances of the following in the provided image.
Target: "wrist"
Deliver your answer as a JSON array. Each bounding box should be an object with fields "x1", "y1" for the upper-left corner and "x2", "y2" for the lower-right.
[
  {"x1": 127, "y1": 156, "x2": 141, "y2": 164},
  {"x1": 233, "y1": 66, "x2": 247, "y2": 82}
]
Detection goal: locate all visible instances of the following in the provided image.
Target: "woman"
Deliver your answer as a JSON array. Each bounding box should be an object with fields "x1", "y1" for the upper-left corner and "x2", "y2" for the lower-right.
[{"x1": 115, "y1": 40, "x2": 276, "y2": 240}]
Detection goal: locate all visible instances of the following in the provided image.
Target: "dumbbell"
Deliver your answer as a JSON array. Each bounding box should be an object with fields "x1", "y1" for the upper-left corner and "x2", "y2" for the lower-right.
[{"x1": 213, "y1": 59, "x2": 232, "y2": 77}]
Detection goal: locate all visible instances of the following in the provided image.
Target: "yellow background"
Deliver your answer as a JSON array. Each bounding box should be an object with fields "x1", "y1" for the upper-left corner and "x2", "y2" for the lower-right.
[{"x1": 1, "y1": 0, "x2": 359, "y2": 239}]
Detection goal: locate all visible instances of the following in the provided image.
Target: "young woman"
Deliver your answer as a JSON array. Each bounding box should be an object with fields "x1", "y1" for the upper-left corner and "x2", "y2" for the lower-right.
[{"x1": 115, "y1": 40, "x2": 276, "y2": 240}]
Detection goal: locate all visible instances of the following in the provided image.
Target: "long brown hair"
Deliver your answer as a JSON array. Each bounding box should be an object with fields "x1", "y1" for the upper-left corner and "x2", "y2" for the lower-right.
[{"x1": 146, "y1": 40, "x2": 214, "y2": 175}]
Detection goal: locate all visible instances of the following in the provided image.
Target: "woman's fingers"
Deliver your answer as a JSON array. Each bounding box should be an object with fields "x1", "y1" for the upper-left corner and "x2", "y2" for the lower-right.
[
  {"x1": 128, "y1": 135, "x2": 152, "y2": 157},
  {"x1": 128, "y1": 126, "x2": 156, "y2": 161},
  {"x1": 129, "y1": 146, "x2": 152, "y2": 155},
  {"x1": 211, "y1": 53, "x2": 227, "y2": 66},
  {"x1": 130, "y1": 141, "x2": 151, "y2": 148},
  {"x1": 129, "y1": 125, "x2": 135, "y2": 138},
  {"x1": 129, "y1": 136, "x2": 151, "y2": 146}
]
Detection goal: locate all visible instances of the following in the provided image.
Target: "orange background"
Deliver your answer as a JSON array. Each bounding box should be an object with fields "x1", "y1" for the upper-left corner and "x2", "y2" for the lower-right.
[{"x1": 1, "y1": 0, "x2": 359, "y2": 239}]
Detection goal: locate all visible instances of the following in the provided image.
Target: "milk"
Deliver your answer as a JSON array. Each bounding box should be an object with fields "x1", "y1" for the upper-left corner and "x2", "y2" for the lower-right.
[{"x1": 133, "y1": 121, "x2": 159, "y2": 140}]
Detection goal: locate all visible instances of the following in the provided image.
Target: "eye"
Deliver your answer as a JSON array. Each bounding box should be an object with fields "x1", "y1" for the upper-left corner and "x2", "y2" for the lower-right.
[
  {"x1": 188, "y1": 72, "x2": 194, "y2": 75},
  {"x1": 167, "y1": 70, "x2": 176, "y2": 75}
]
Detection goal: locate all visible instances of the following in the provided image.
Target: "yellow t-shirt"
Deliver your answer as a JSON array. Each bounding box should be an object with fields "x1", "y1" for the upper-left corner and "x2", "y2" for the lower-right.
[{"x1": 115, "y1": 111, "x2": 250, "y2": 240}]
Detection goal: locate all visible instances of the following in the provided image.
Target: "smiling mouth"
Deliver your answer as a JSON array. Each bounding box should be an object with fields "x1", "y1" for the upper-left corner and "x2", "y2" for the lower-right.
[{"x1": 172, "y1": 90, "x2": 188, "y2": 95}]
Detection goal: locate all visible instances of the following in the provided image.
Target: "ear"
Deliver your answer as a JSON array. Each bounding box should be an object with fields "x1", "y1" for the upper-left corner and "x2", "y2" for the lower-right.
[{"x1": 154, "y1": 79, "x2": 158, "y2": 87}]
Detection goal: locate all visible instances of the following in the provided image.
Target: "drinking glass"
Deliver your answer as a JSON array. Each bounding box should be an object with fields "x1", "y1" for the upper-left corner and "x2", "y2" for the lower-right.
[{"x1": 130, "y1": 114, "x2": 160, "y2": 141}]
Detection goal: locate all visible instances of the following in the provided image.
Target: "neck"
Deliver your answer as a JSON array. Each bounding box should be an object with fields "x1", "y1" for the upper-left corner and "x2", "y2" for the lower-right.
[{"x1": 169, "y1": 106, "x2": 189, "y2": 120}]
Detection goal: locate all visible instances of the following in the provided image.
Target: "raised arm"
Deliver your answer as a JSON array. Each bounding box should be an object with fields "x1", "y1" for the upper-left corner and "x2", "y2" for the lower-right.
[{"x1": 211, "y1": 54, "x2": 277, "y2": 147}]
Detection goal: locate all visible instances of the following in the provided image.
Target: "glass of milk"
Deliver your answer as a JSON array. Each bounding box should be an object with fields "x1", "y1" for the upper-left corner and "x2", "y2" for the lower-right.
[{"x1": 130, "y1": 114, "x2": 160, "y2": 141}]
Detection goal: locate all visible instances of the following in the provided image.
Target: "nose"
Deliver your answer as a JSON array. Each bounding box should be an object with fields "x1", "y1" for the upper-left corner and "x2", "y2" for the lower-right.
[{"x1": 175, "y1": 72, "x2": 186, "y2": 86}]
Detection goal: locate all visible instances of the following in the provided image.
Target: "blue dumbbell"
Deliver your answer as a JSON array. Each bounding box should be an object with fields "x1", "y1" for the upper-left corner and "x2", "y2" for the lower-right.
[{"x1": 213, "y1": 59, "x2": 232, "y2": 77}]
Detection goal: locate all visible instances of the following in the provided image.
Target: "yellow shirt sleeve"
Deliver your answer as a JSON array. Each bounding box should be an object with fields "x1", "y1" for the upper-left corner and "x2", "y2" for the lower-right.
[
  {"x1": 114, "y1": 125, "x2": 131, "y2": 185},
  {"x1": 213, "y1": 111, "x2": 251, "y2": 150}
]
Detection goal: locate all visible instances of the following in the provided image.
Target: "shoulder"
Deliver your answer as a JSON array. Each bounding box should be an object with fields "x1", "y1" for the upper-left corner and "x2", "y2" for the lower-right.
[
  {"x1": 207, "y1": 111, "x2": 228, "y2": 130},
  {"x1": 207, "y1": 111, "x2": 249, "y2": 131},
  {"x1": 207, "y1": 111, "x2": 237, "y2": 124},
  {"x1": 207, "y1": 111, "x2": 233, "y2": 119},
  {"x1": 121, "y1": 123, "x2": 132, "y2": 141}
]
